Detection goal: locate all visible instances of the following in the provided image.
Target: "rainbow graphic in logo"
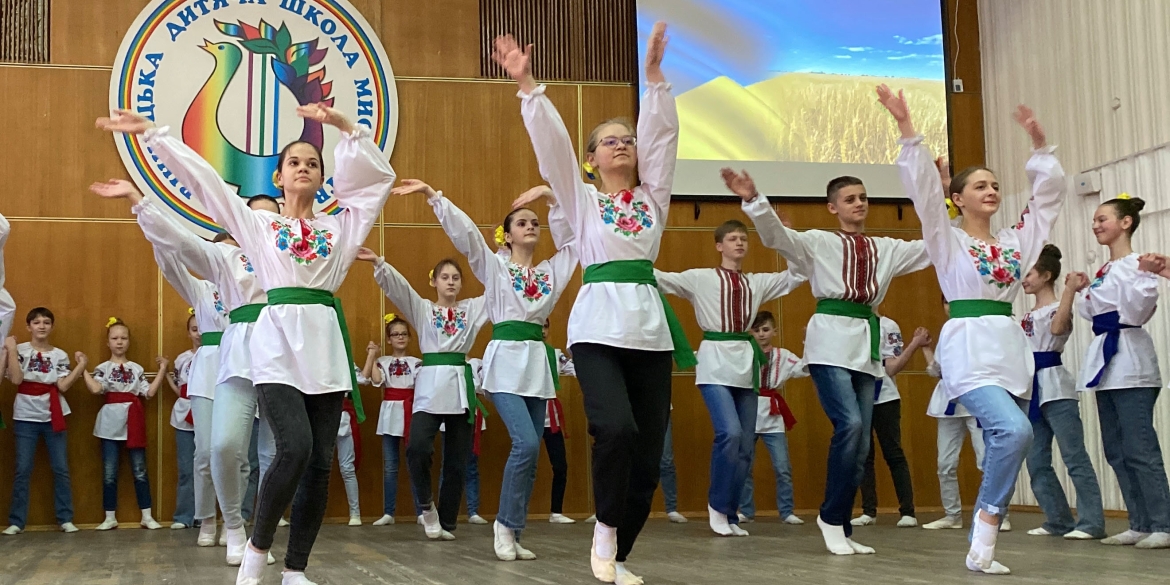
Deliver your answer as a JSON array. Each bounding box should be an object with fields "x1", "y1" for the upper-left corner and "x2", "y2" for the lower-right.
[{"x1": 110, "y1": 0, "x2": 397, "y2": 237}]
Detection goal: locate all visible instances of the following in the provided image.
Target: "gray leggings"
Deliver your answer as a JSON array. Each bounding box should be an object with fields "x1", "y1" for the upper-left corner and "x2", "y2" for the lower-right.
[{"x1": 250, "y1": 384, "x2": 343, "y2": 572}]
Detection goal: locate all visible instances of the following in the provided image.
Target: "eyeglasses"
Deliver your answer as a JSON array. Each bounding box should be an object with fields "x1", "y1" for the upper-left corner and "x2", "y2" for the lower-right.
[
  {"x1": 388, "y1": 333, "x2": 409, "y2": 338},
  {"x1": 598, "y1": 136, "x2": 637, "y2": 149}
]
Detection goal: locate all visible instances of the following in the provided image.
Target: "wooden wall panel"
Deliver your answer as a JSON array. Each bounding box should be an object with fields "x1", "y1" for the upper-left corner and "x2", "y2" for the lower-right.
[
  {"x1": 382, "y1": 0, "x2": 481, "y2": 79},
  {"x1": 49, "y1": 0, "x2": 148, "y2": 66}
]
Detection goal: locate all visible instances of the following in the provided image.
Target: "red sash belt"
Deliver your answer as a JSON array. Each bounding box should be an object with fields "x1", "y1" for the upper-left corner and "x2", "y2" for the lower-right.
[
  {"x1": 547, "y1": 398, "x2": 567, "y2": 437},
  {"x1": 383, "y1": 387, "x2": 414, "y2": 446},
  {"x1": 760, "y1": 389, "x2": 797, "y2": 431},
  {"x1": 18, "y1": 381, "x2": 67, "y2": 432},
  {"x1": 341, "y1": 398, "x2": 361, "y2": 471},
  {"x1": 105, "y1": 392, "x2": 147, "y2": 449},
  {"x1": 179, "y1": 384, "x2": 194, "y2": 425},
  {"x1": 472, "y1": 410, "x2": 485, "y2": 456}
]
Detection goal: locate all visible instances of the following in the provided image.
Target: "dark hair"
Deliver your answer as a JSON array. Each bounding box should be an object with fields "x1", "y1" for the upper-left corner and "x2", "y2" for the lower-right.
[
  {"x1": 941, "y1": 294, "x2": 949, "y2": 305},
  {"x1": 826, "y1": 176, "x2": 864, "y2": 203},
  {"x1": 385, "y1": 317, "x2": 410, "y2": 338},
  {"x1": 1032, "y1": 244, "x2": 1063, "y2": 285},
  {"x1": 751, "y1": 310, "x2": 776, "y2": 330},
  {"x1": 502, "y1": 207, "x2": 536, "y2": 249},
  {"x1": 26, "y1": 307, "x2": 54, "y2": 324},
  {"x1": 212, "y1": 232, "x2": 232, "y2": 244},
  {"x1": 276, "y1": 141, "x2": 325, "y2": 190},
  {"x1": 107, "y1": 318, "x2": 129, "y2": 336},
  {"x1": 586, "y1": 118, "x2": 635, "y2": 154},
  {"x1": 187, "y1": 314, "x2": 197, "y2": 329},
  {"x1": 1102, "y1": 197, "x2": 1146, "y2": 236},
  {"x1": 432, "y1": 258, "x2": 463, "y2": 279},
  {"x1": 247, "y1": 195, "x2": 281, "y2": 211},
  {"x1": 714, "y1": 220, "x2": 749, "y2": 243}
]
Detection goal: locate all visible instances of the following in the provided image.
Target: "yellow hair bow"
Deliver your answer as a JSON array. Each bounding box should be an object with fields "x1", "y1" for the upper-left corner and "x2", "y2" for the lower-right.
[
  {"x1": 384, "y1": 313, "x2": 396, "y2": 324},
  {"x1": 494, "y1": 225, "x2": 507, "y2": 248},
  {"x1": 188, "y1": 307, "x2": 195, "y2": 316},
  {"x1": 272, "y1": 170, "x2": 281, "y2": 190},
  {"x1": 428, "y1": 269, "x2": 434, "y2": 280},
  {"x1": 106, "y1": 317, "x2": 119, "y2": 328},
  {"x1": 945, "y1": 197, "x2": 960, "y2": 220},
  {"x1": 582, "y1": 161, "x2": 597, "y2": 180},
  {"x1": 1117, "y1": 192, "x2": 1131, "y2": 200}
]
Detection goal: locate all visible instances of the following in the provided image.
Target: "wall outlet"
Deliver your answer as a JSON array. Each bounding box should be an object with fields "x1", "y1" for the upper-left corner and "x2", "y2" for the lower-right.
[{"x1": 952, "y1": 78, "x2": 964, "y2": 93}]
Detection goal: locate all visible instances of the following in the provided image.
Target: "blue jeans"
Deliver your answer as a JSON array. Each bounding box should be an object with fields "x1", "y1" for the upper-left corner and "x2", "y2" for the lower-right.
[
  {"x1": 1027, "y1": 398, "x2": 1105, "y2": 537},
  {"x1": 242, "y1": 419, "x2": 261, "y2": 522},
  {"x1": 1096, "y1": 387, "x2": 1170, "y2": 533},
  {"x1": 659, "y1": 416, "x2": 679, "y2": 513},
  {"x1": 490, "y1": 392, "x2": 547, "y2": 533},
  {"x1": 438, "y1": 434, "x2": 481, "y2": 517},
  {"x1": 955, "y1": 386, "x2": 1032, "y2": 520},
  {"x1": 101, "y1": 439, "x2": 152, "y2": 511},
  {"x1": 381, "y1": 435, "x2": 421, "y2": 516},
  {"x1": 699, "y1": 384, "x2": 757, "y2": 522},
  {"x1": 173, "y1": 429, "x2": 196, "y2": 526},
  {"x1": 740, "y1": 432, "x2": 795, "y2": 518},
  {"x1": 8, "y1": 421, "x2": 73, "y2": 528},
  {"x1": 808, "y1": 364, "x2": 875, "y2": 536}
]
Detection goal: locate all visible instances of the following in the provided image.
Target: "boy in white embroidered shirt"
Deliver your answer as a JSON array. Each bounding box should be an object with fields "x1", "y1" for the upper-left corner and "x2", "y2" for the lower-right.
[
  {"x1": 655, "y1": 219, "x2": 805, "y2": 536},
  {"x1": 85, "y1": 318, "x2": 168, "y2": 531},
  {"x1": 3, "y1": 307, "x2": 86, "y2": 535}
]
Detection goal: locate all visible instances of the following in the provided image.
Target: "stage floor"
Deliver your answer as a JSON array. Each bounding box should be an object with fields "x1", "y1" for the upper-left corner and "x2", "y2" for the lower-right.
[{"x1": 0, "y1": 512, "x2": 1163, "y2": 584}]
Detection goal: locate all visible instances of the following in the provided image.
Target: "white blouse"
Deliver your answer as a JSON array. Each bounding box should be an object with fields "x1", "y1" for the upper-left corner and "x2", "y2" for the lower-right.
[
  {"x1": 11, "y1": 344, "x2": 72, "y2": 423},
  {"x1": 372, "y1": 260, "x2": 489, "y2": 415},
  {"x1": 134, "y1": 198, "x2": 268, "y2": 386},
  {"x1": 742, "y1": 196, "x2": 930, "y2": 378},
  {"x1": 431, "y1": 194, "x2": 577, "y2": 398},
  {"x1": 170, "y1": 349, "x2": 195, "y2": 431},
  {"x1": 0, "y1": 213, "x2": 14, "y2": 346},
  {"x1": 520, "y1": 82, "x2": 678, "y2": 351},
  {"x1": 755, "y1": 348, "x2": 808, "y2": 434},
  {"x1": 545, "y1": 349, "x2": 576, "y2": 428},
  {"x1": 898, "y1": 136, "x2": 1065, "y2": 400},
  {"x1": 1075, "y1": 254, "x2": 1161, "y2": 391},
  {"x1": 151, "y1": 246, "x2": 227, "y2": 401},
  {"x1": 656, "y1": 268, "x2": 804, "y2": 388},
  {"x1": 876, "y1": 316, "x2": 904, "y2": 405},
  {"x1": 926, "y1": 360, "x2": 972, "y2": 418},
  {"x1": 145, "y1": 126, "x2": 395, "y2": 395},
  {"x1": 92, "y1": 360, "x2": 150, "y2": 441},
  {"x1": 1021, "y1": 301, "x2": 1077, "y2": 404},
  {"x1": 375, "y1": 355, "x2": 421, "y2": 437}
]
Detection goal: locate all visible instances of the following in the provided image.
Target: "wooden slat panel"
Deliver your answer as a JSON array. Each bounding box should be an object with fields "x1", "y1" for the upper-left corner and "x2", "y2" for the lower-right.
[
  {"x1": 0, "y1": 0, "x2": 50, "y2": 63},
  {"x1": 582, "y1": 0, "x2": 636, "y2": 83}
]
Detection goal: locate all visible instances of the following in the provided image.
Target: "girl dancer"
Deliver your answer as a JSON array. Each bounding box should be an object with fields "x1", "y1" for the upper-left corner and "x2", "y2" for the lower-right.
[
  {"x1": 396, "y1": 179, "x2": 576, "y2": 559},
  {"x1": 545, "y1": 319, "x2": 576, "y2": 525},
  {"x1": 1019, "y1": 245, "x2": 1104, "y2": 539},
  {"x1": 365, "y1": 317, "x2": 423, "y2": 526},
  {"x1": 86, "y1": 318, "x2": 168, "y2": 531},
  {"x1": 498, "y1": 22, "x2": 694, "y2": 583},
  {"x1": 361, "y1": 252, "x2": 488, "y2": 542},
  {"x1": 1067, "y1": 196, "x2": 1170, "y2": 548},
  {"x1": 97, "y1": 102, "x2": 391, "y2": 584},
  {"x1": 881, "y1": 85, "x2": 1064, "y2": 573},
  {"x1": 166, "y1": 312, "x2": 200, "y2": 529},
  {"x1": 90, "y1": 180, "x2": 281, "y2": 559}
]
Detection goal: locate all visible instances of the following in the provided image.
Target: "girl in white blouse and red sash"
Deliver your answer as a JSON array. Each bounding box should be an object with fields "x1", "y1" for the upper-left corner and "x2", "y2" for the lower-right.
[
  {"x1": 166, "y1": 314, "x2": 200, "y2": 529},
  {"x1": 881, "y1": 85, "x2": 1066, "y2": 574},
  {"x1": 497, "y1": 23, "x2": 693, "y2": 584},
  {"x1": 365, "y1": 316, "x2": 423, "y2": 526},
  {"x1": 85, "y1": 318, "x2": 168, "y2": 531}
]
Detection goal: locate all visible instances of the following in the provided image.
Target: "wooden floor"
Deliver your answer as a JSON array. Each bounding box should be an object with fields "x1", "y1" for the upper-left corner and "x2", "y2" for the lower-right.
[{"x1": 0, "y1": 512, "x2": 1164, "y2": 584}]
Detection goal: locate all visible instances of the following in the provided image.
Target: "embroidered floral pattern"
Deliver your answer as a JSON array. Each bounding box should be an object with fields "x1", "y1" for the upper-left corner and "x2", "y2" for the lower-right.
[
  {"x1": 26, "y1": 352, "x2": 52, "y2": 374},
  {"x1": 598, "y1": 190, "x2": 653, "y2": 237},
  {"x1": 1021, "y1": 312, "x2": 1035, "y2": 337},
  {"x1": 240, "y1": 254, "x2": 255, "y2": 273},
  {"x1": 386, "y1": 359, "x2": 413, "y2": 377},
  {"x1": 271, "y1": 219, "x2": 334, "y2": 265},
  {"x1": 212, "y1": 291, "x2": 227, "y2": 317},
  {"x1": 887, "y1": 332, "x2": 904, "y2": 356},
  {"x1": 108, "y1": 365, "x2": 136, "y2": 385},
  {"x1": 432, "y1": 306, "x2": 467, "y2": 338},
  {"x1": 508, "y1": 264, "x2": 552, "y2": 302},
  {"x1": 1014, "y1": 204, "x2": 1032, "y2": 230},
  {"x1": 1090, "y1": 262, "x2": 1111, "y2": 290},
  {"x1": 967, "y1": 242, "x2": 1022, "y2": 288}
]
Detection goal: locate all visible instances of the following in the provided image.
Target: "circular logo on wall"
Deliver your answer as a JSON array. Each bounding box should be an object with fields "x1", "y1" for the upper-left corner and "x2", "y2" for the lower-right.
[{"x1": 110, "y1": 0, "x2": 397, "y2": 237}]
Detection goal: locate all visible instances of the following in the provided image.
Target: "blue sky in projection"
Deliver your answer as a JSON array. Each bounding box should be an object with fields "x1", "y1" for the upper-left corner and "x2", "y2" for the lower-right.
[{"x1": 638, "y1": 0, "x2": 946, "y2": 94}]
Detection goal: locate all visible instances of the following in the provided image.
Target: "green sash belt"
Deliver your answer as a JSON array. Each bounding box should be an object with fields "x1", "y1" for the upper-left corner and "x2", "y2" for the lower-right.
[
  {"x1": 702, "y1": 331, "x2": 766, "y2": 392},
  {"x1": 949, "y1": 299, "x2": 1014, "y2": 319},
  {"x1": 815, "y1": 299, "x2": 879, "y2": 362},
  {"x1": 492, "y1": 320, "x2": 560, "y2": 391},
  {"x1": 581, "y1": 260, "x2": 697, "y2": 369},
  {"x1": 200, "y1": 332, "x2": 223, "y2": 346},
  {"x1": 266, "y1": 287, "x2": 365, "y2": 423},
  {"x1": 229, "y1": 303, "x2": 265, "y2": 324},
  {"x1": 422, "y1": 352, "x2": 486, "y2": 423}
]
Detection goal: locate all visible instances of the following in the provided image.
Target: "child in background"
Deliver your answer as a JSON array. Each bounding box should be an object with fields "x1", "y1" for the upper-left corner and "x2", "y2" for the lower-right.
[
  {"x1": 87, "y1": 318, "x2": 168, "y2": 531},
  {"x1": 3, "y1": 307, "x2": 86, "y2": 535},
  {"x1": 739, "y1": 311, "x2": 807, "y2": 525},
  {"x1": 366, "y1": 315, "x2": 423, "y2": 526},
  {"x1": 166, "y1": 313, "x2": 201, "y2": 529},
  {"x1": 336, "y1": 363, "x2": 369, "y2": 526},
  {"x1": 544, "y1": 319, "x2": 575, "y2": 524}
]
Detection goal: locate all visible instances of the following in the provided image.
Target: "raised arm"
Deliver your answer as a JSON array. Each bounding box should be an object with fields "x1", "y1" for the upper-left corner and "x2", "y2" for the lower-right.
[
  {"x1": 754, "y1": 270, "x2": 807, "y2": 303},
  {"x1": 83, "y1": 367, "x2": 103, "y2": 395},
  {"x1": 4, "y1": 338, "x2": 21, "y2": 385},
  {"x1": 653, "y1": 269, "x2": 696, "y2": 301},
  {"x1": 325, "y1": 109, "x2": 396, "y2": 246},
  {"x1": 1009, "y1": 105, "x2": 1065, "y2": 267},
  {"x1": 404, "y1": 182, "x2": 497, "y2": 286},
  {"x1": 146, "y1": 357, "x2": 169, "y2": 399},
  {"x1": 362, "y1": 342, "x2": 381, "y2": 386},
  {"x1": 361, "y1": 250, "x2": 430, "y2": 330},
  {"x1": 57, "y1": 352, "x2": 86, "y2": 392},
  {"x1": 733, "y1": 174, "x2": 813, "y2": 277},
  {"x1": 637, "y1": 22, "x2": 679, "y2": 211},
  {"x1": 152, "y1": 246, "x2": 207, "y2": 311},
  {"x1": 886, "y1": 326, "x2": 930, "y2": 377},
  {"x1": 1066, "y1": 272, "x2": 1093, "y2": 322},
  {"x1": 1051, "y1": 278, "x2": 1079, "y2": 336}
]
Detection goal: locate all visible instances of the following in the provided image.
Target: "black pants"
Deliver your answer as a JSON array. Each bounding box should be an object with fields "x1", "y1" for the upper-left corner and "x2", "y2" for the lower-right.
[
  {"x1": 543, "y1": 428, "x2": 568, "y2": 514},
  {"x1": 251, "y1": 384, "x2": 344, "y2": 572},
  {"x1": 406, "y1": 410, "x2": 473, "y2": 531},
  {"x1": 859, "y1": 399, "x2": 916, "y2": 518},
  {"x1": 571, "y1": 343, "x2": 673, "y2": 562}
]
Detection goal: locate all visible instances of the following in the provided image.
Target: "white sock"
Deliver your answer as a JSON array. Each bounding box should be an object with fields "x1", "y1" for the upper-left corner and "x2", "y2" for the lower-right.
[
  {"x1": 847, "y1": 538, "x2": 875, "y2": 554},
  {"x1": 968, "y1": 513, "x2": 1000, "y2": 570},
  {"x1": 966, "y1": 556, "x2": 1010, "y2": 574},
  {"x1": 281, "y1": 571, "x2": 317, "y2": 585},
  {"x1": 105, "y1": 511, "x2": 117, "y2": 522},
  {"x1": 1103, "y1": 529, "x2": 1149, "y2": 545},
  {"x1": 238, "y1": 542, "x2": 267, "y2": 580},
  {"x1": 817, "y1": 516, "x2": 854, "y2": 555},
  {"x1": 594, "y1": 522, "x2": 617, "y2": 560},
  {"x1": 614, "y1": 562, "x2": 644, "y2": 585},
  {"x1": 140, "y1": 509, "x2": 155, "y2": 522}
]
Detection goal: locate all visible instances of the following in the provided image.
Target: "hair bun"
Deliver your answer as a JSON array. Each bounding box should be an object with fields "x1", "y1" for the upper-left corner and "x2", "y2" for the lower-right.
[
  {"x1": 1041, "y1": 243, "x2": 1062, "y2": 260},
  {"x1": 1131, "y1": 197, "x2": 1147, "y2": 212}
]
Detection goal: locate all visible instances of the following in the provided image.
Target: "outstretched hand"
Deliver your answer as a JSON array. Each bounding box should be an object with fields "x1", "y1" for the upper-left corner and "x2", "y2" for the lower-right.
[
  {"x1": 644, "y1": 21, "x2": 669, "y2": 84},
  {"x1": 96, "y1": 109, "x2": 155, "y2": 135},
  {"x1": 935, "y1": 157, "x2": 951, "y2": 193},
  {"x1": 512, "y1": 185, "x2": 553, "y2": 209},
  {"x1": 720, "y1": 168, "x2": 759, "y2": 202},
  {"x1": 876, "y1": 84, "x2": 915, "y2": 139},
  {"x1": 155, "y1": 355, "x2": 170, "y2": 371},
  {"x1": 89, "y1": 179, "x2": 144, "y2": 203},
  {"x1": 911, "y1": 326, "x2": 933, "y2": 348},
  {"x1": 1012, "y1": 105, "x2": 1047, "y2": 150},
  {"x1": 1137, "y1": 253, "x2": 1167, "y2": 275},
  {"x1": 1065, "y1": 271, "x2": 1090, "y2": 292},
  {"x1": 390, "y1": 179, "x2": 438, "y2": 199},
  {"x1": 367, "y1": 341, "x2": 379, "y2": 354},
  {"x1": 296, "y1": 103, "x2": 354, "y2": 134},
  {"x1": 75, "y1": 351, "x2": 88, "y2": 366},
  {"x1": 492, "y1": 35, "x2": 536, "y2": 93},
  {"x1": 355, "y1": 247, "x2": 379, "y2": 263}
]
